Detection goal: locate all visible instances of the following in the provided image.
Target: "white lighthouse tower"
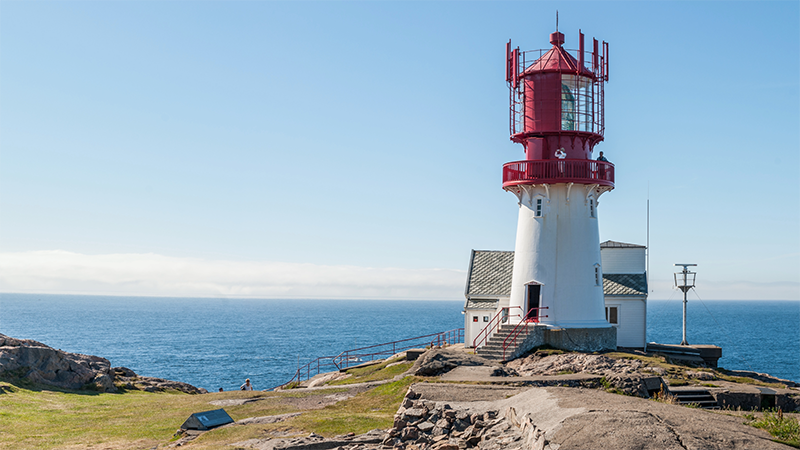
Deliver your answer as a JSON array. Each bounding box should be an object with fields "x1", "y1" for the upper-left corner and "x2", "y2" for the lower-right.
[{"x1": 503, "y1": 29, "x2": 615, "y2": 346}]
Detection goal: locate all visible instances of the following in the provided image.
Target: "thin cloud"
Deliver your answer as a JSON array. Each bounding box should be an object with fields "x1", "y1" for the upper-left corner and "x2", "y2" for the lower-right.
[{"x1": 0, "y1": 251, "x2": 467, "y2": 300}]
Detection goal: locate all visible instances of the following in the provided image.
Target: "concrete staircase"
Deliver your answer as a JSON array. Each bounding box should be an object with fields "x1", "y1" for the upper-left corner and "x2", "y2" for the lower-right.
[
  {"x1": 670, "y1": 388, "x2": 719, "y2": 409},
  {"x1": 475, "y1": 323, "x2": 533, "y2": 361}
]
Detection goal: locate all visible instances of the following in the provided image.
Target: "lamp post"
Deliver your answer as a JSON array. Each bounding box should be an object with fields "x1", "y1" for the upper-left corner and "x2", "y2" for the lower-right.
[{"x1": 673, "y1": 264, "x2": 697, "y2": 346}]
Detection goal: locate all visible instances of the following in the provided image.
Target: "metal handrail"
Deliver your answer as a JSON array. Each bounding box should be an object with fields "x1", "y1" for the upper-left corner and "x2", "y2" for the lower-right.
[
  {"x1": 472, "y1": 306, "x2": 523, "y2": 349},
  {"x1": 271, "y1": 328, "x2": 464, "y2": 390},
  {"x1": 501, "y1": 307, "x2": 549, "y2": 361},
  {"x1": 502, "y1": 159, "x2": 614, "y2": 188}
]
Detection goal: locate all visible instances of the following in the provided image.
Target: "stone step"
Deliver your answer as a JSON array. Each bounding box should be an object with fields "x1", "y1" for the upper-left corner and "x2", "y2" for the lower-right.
[{"x1": 671, "y1": 389, "x2": 719, "y2": 409}]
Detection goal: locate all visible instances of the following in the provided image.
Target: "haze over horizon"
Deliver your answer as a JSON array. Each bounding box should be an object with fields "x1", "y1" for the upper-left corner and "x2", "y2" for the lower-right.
[{"x1": 1, "y1": 2, "x2": 798, "y2": 301}]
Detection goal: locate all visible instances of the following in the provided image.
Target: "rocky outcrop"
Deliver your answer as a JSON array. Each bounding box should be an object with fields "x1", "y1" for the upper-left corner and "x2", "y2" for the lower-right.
[
  {"x1": 383, "y1": 387, "x2": 544, "y2": 450},
  {"x1": 507, "y1": 351, "x2": 663, "y2": 397},
  {"x1": 112, "y1": 366, "x2": 207, "y2": 394},
  {"x1": 0, "y1": 334, "x2": 116, "y2": 391},
  {"x1": 506, "y1": 351, "x2": 643, "y2": 376},
  {"x1": 414, "y1": 348, "x2": 509, "y2": 377},
  {"x1": 0, "y1": 334, "x2": 206, "y2": 394}
]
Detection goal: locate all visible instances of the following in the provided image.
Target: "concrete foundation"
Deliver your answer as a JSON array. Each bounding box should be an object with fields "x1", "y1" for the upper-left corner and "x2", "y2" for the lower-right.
[
  {"x1": 647, "y1": 343, "x2": 722, "y2": 368},
  {"x1": 507, "y1": 326, "x2": 617, "y2": 360},
  {"x1": 544, "y1": 327, "x2": 617, "y2": 353}
]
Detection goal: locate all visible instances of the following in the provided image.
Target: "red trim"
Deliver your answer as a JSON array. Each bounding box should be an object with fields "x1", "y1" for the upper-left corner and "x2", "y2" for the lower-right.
[
  {"x1": 271, "y1": 328, "x2": 464, "y2": 390},
  {"x1": 502, "y1": 159, "x2": 614, "y2": 189},
  {"x1": 472, "y1": 306, "x2": 524, "y2": 349},
  {"x1": 502, "y1": 308, "x2": 548, "y2": 361}
]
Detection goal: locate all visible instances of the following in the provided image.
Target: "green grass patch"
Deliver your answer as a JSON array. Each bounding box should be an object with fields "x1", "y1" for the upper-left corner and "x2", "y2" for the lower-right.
[
  {"x1": 747, "y1": 409, "x2": 800, "y2": 448},
  {"x1": 598, "y1": 377, "x2": 624, "y2": 395},
  {"x1": 0, "y1": 380, "x2": 353, "y2": 450},
  {"x1": 329, "y1": 358, "x2": 412, "y2": 385},
  {"x1": 289, "y1": 377, "x2": 417, "y2": 436}
]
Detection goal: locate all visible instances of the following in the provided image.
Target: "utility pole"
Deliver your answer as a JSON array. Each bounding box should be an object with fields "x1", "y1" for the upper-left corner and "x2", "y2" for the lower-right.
[{"x1": 673, "y1": 264, "x2": 697, "y2": 345}]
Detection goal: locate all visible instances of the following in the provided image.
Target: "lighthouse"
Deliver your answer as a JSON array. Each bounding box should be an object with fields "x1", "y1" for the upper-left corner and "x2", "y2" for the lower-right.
[{"x1": 503, "y1": 29, "x2": 615, "y2": 345}]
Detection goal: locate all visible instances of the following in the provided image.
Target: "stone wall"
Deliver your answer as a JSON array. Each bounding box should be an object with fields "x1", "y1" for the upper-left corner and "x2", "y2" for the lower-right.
[{"x1": 508, "y1": 326, "x2": 617, "y2": 359}]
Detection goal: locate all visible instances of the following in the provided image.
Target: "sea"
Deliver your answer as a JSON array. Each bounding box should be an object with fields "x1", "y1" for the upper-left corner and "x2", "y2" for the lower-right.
[{"x1": 0, "y1": 293, "x2": 798, "y2": 391}]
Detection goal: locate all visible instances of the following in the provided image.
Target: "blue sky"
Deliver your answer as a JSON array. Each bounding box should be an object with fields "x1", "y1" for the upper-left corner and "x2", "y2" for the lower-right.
[{"x1": 1, "y1": 1, "x2": 798, "y2": 300}]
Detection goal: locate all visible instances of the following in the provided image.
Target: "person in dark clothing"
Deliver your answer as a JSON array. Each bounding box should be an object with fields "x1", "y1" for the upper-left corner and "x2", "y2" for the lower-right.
[{"x1": 596, "y1": 151, "x2": 609, "y2": 178}]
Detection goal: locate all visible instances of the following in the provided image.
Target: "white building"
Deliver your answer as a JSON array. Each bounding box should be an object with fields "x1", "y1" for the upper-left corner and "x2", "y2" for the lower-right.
[
  {"x1": 463, "y1": 240, "x2": 647, "y2": 350},
  {"x1": 600, "y1": 240, "x2": 648, "y2": 349}
]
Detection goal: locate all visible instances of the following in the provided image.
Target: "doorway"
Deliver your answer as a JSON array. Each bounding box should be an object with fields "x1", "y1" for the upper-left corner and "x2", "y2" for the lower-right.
[{"x1": 525, "y1": 283, "x2": 541, "y2": 322}]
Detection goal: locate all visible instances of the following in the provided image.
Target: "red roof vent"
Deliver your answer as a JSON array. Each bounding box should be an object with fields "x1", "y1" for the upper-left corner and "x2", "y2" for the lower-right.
[{"x1": 549, "y1": 31, "x2": 565, "y2": 46}]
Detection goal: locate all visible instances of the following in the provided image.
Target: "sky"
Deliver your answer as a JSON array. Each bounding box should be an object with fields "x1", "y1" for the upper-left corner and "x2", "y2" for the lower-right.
[{"x1": 1, "y1": 1, "x2": 798, "y2": 301}]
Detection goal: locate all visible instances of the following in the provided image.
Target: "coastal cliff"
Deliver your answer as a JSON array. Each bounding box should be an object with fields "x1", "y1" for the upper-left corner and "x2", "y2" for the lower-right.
[{"x1": 0, "y1": 333, "x2": 206, "y2": 394}]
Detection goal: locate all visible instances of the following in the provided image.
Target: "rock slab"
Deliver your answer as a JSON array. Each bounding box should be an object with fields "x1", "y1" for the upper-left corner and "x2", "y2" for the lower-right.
[{"x1": 0, "y1": 333, "x2": 206, "y2": 393}]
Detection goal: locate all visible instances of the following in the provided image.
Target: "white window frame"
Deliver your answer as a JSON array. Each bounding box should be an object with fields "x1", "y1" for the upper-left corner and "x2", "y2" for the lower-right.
[
  {"x1": 532, "y1": 195, "x2": 547, "y2": 218},
  {"x1": 605, "y1": 305, "x2": 620, "y2": 325}
]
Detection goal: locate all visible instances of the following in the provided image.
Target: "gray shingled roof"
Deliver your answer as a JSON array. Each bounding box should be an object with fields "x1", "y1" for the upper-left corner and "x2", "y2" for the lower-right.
[
  {"x1": 603, "y1": 273, "x2": 648, "y2": 296},
  {"x1": 465, "y1": 250, "x2": 514, "y2": 298},
  {"x1": 465, "y1": 250, "x2": 647, "y2": 298},
  {"x1": 465, "y1": 299, "x2": 499, "y2": 310},
  {"x1": 600, "y1": 240, "x2": 646, "y2": 249}
]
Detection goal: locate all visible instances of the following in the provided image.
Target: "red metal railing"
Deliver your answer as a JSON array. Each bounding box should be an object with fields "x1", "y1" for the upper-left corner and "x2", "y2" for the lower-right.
[
  {"x1": 502, "y1": 307, "x2": 549, "y2": 361},
  {"x1": 508, "y1": 45, "x2": 607, "y2": 139},
  {"x1": 502, "y1": 159, "x2": 614, "y2": 188},
  {"x1": 271, "y1": 328, "x2": 464, "y2": 390},
  {"x1": 472, "y1": 306, "x2": 523, "y2": 349}
]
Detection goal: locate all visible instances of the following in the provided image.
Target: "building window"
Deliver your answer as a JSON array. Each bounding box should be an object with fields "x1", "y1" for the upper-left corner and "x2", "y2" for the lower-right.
[
  {"x1": 534, "y1": 198, "x2": 543, "y2": 217},
  {"x1": 605, "y1": 306, "x2": 619, "y2": 325},
  {"x1": 483, "y1": 316, "x2": 489, "y2": 322},
  {"x1": 589, "y1": 198, "x2": 596, "y2": 218},
  {"x1": 473, "y1": 316, "x2": 478, "y2": 322},
  {"x1": 561, "y1": 83, "x2": 575, "y2": 131},
  {"x1": 594, "y1": 265, "x2": 601, "y2": 286}
]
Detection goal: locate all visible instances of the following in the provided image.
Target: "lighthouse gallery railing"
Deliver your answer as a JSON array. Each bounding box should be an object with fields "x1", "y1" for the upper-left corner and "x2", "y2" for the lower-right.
[{"x1": 502, "y1": 159, "x2": 614, "y2": 188}]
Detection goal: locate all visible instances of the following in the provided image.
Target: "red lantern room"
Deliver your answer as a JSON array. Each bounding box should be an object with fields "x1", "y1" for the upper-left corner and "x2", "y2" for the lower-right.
[{"x1": 504, "y1": 30, "x2": 613, "y2": 189}]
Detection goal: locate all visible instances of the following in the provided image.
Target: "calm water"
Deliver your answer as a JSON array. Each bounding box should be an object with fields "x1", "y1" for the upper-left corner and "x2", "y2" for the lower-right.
[
  {"x1": 647, "y1": 299, "x2": 799, "y2": 383},
  {"x1": 0, "y1": 294, "x2": 797, "y2": 390},
  {"x1": 0, "y1": 294, "x2": 463, "y2": 391}
]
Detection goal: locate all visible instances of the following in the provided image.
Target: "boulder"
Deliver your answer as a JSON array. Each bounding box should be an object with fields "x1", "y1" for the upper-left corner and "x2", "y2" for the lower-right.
[
  {"x1": 0, "y1": 334, "x2": 115, "y2": 391},
  {"x1": 0, "y1": 334, "x2": 206, "y2": 394}
]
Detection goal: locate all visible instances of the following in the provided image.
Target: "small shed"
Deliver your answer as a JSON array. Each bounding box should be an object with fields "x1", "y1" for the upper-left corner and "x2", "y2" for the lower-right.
[{"x1": 180, "y1": 408, "x2": 234, "y2": 430}]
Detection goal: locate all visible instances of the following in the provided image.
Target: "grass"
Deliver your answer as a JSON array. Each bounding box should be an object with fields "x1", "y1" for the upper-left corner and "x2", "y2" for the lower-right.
[
  {"x1": 651, "y1": 386, "x2": 679, "y2": 405},
  {"x1": 0, "y1": 380, "x2": 364, "y2": 450},
  {"x1": 598, "y1": 377, "x2": 624, "y2": 395},
  {"x1": 745, "y1": 409, "x2": 800, "y2": 448},
  {"x1": 328, "y1": 358, "x2": 413, "y2": 385},
  {"x1": 0, "y1": 381, "x2": 203, "y2": 449},
  {"x1": 184, "y1": 377, "x2": 418, "y2": 450},
  {"x1": 291, "y1": 377, "x2": 416, "y2": 435}
]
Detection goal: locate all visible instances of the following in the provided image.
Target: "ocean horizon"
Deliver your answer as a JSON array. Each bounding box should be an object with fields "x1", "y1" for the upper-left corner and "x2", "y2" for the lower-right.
[{"x1": 1, "y1": 293, "x2": 798, "y2": 391}]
